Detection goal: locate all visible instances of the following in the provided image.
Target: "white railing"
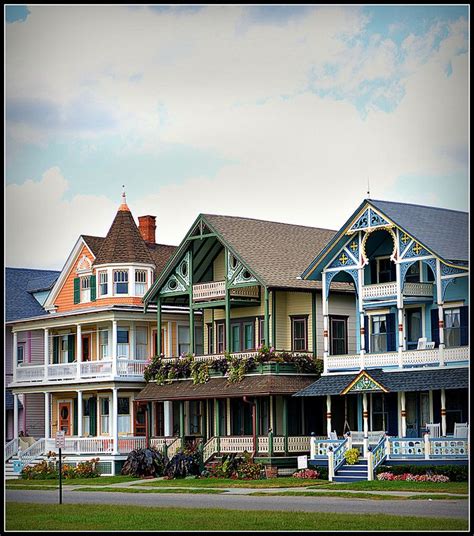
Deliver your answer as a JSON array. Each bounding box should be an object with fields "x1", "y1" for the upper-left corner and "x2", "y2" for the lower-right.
[
  {"x1": 117, "y1": 359, "x2": 148, "y2": 377},
  {"x1": 310, "y1": 438, "x2": 344, "y2": 458},
  {"x1": 326, "y1": 346, "x2": 469, "y2": 371},
  {"x1": 47, "y1": 363, "x2": 78, "y2": 380},
  {"x1": 203, "y1": 437, "x2": 219, "y2": 462},
  {"x1": 117, "y1": 437, "x2": 146, "y2": 453},
  {"x1": 362, "y1": 282, "x2": 397, "y2": 299},
  {"x1": 388, "y1": 437, "x2": 425, "y2": 457},
  {"x1": 219, "y1": 436, "x2": 254, "y2": 453},
  {"x1": 81, "y1": 360, "x2": 113, "y2": 378},
  {"x1": 429, "y1": 438, "x2": 469, "y2": 457},
  {"x1": 350, "y1": 431, "x2": 385, "y2": 445},
  {"x1": 5, "y1": 438, "x2": 19, "y2": 461},
  {"x1": 166, "y1": 437, "x2": 182, "y2": 458},
  {"x1": 403, "y1": 282, "x2": 434, "y2": 297},
  {"x1": 230, "y1": 286, "x2": 260, "y2": 299},
  {"x1": 15, "y1": 365, "x2": 45, "y2": 382},
  {"x1": 18, "y1": 438, "x2": 47, "y2": 465},
  {"x1": 43, "y1": 437, "x2": 114, "y2": 455},
  {"x1": 193, "y1": 281, "x2": 226, "y2": 301},
  {"x1": 288, "y1": 436, "x2": 311, "y2": 452}
]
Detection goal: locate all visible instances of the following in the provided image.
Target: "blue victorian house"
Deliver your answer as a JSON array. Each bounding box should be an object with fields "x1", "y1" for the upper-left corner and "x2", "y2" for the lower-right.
[{"x1": 295, "y1": 199, "x2": 468, "y2": 480}]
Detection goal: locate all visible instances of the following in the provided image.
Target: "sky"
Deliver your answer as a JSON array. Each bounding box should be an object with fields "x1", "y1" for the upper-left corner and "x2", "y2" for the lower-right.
[{"x1": 5, "y1": 5, "x2": 469, "y2": 270}]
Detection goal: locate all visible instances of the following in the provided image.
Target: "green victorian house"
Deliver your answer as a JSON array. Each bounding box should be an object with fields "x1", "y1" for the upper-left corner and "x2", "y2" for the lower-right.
[{"x1": 135, "y1": 213, "x2": 355, "y2": 470}]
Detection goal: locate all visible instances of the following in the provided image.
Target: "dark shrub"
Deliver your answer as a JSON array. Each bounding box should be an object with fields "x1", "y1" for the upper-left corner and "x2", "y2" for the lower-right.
[
  {"x1": 164, "y1": 451, "x2": 201, "y2": 479},
  {"x1": 121, "y1": 448, "x2": 167, "y2": 478}
]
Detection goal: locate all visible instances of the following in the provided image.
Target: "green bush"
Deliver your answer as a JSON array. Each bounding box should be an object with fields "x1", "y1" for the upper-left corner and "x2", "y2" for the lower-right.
[
  {"x1": 376, "y1": 464, "x2": 468, "y2": 482},
  {"x1": 344, "y1": 448, "x2": 360, "y2": 465},
  {"x1": 311, "y1": 465, "x2": 328, "y2": 480}
]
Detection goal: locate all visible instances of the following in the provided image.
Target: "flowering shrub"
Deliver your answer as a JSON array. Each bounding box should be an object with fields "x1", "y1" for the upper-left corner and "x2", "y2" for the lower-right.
[
  {"x1": 293, "y1": 469, "x2": 320, "y2": 479},
  {"x1": 377, "y1": 472, "x2": 450, "y2": 482},
  {"x1": 21, "y1": 460, "x2": 57, "y2": 480},
  {"x1": 206, "y1": 452, "x2": 263, "y2": 480},
  {"x1": 21, "y1": 457, "x2": 100, "y2": 479},
  {"x1": 344, "y1": 448, "x2": 360, "y2": 465}
]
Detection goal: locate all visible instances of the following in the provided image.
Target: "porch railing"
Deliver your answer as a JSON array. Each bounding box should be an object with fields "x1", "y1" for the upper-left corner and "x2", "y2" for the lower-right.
[
  {"x1": 5, "y1": 438, "x2": 19, "y2": 462},
  {"x1": 362, "y1": 282, "x2": 433, "y2": 300},
  {"x1": 310, "y1": 438, "x2": 344, "y2": 458},
  {"x1": 18, "y1": 438, "x2": 47, "y2": 465},
  {"x1": 117, "y1": 437, "x2": 147, "y2": 453},
  {"x1": 429, "y1": 437, "x2": 469, "y2": 457},
  {"x1": 192, "y1": 282, "x2": 260, "y2": 302}
]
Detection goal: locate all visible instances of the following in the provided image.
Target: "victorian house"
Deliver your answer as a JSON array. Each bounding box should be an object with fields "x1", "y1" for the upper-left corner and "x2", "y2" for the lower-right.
[
  {"x1": 295, "y1": 199, "x2": 469, "y2": 480},
  {"x1": 6, "y1": 193, "x2": 191, "y2": 475},
  {"x1": 134, "y1": 214, "x2": 355, "y2": 469}
]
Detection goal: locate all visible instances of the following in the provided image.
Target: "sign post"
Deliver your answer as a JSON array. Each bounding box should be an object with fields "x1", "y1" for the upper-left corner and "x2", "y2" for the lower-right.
[{"x1": 55, "y1": 431, "x2": 66, "y2": 504}]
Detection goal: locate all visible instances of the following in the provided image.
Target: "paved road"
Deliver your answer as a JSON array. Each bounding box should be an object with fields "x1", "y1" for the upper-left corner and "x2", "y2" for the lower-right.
[{"x1": 6, "y1": 489, "x2": 468, "y2": 520}]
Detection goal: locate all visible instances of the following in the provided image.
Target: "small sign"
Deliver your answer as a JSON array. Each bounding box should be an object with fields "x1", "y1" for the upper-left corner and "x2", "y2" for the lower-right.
[
  {"x1": 297, "y1": 455, "x2": 308, "y2": 470},
  {"x1": 55, "y1": 431, "x2": 66, "y2": 449},
  {"x1": 13, "y1": 460, "x2": 24, "y2": 473}
]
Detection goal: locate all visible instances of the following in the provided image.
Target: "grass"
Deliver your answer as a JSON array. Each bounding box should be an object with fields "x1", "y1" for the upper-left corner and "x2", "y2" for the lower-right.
[
  {"x1": 7, "y1": 475, "x2": 139, "y2": 487},
  {"x1": 251, "y1": 491, "x2": 467, "y2": 500},
  {"x1": 311, "y1": 480, "x2": 469, "y2": 494},
  {"x1": 5, "y1": 503, "x2": 468, "y2": 531},
  {"x1": 74, "y1": 487, "x2": 225, "y2": 494},
  {"x1": 137, "y1": 477, "x2": 327, "y2": 488}
]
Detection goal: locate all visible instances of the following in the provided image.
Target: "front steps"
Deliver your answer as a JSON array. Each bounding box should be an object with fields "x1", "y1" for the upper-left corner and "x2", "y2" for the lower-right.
[
  {"x1": 333, "y1": 458, "x2": 369, "y2": 482},
  {"x1": 5, "y1": 455, "x2": 44, "y2": 480}
]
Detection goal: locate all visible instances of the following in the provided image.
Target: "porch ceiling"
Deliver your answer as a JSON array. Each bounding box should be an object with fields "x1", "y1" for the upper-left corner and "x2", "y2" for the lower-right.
[
  {"x1": 294, "y1": 366, "x2": 469, "y2": 397},
  {"x1": 136, "y1": 375, "x2": 315, "y2": 401}
]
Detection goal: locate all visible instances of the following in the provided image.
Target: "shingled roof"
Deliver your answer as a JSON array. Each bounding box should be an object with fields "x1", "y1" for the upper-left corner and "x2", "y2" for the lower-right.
[{"x1": 203, "y1": 214, "x2": 349, "y2": 290}]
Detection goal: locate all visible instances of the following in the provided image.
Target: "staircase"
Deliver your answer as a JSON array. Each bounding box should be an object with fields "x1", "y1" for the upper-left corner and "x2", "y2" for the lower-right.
[
  {"x1": 5, "y1": 454, "x2": 43, "y2": 480},
  {"x1": 333, "y1": 458, "x2": 369, "y2": 482}
]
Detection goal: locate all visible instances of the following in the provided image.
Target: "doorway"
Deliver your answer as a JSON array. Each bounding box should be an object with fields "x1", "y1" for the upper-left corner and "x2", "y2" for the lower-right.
[
  {"x1": 406, "y1": 308, "x2": 422, "y2": 350},
  {"x1": 82, "y1": 335, "x2": 91, "y2": 362},
  {"x1": 58, "y1": 402, "x2": 72, "y2": 436}
]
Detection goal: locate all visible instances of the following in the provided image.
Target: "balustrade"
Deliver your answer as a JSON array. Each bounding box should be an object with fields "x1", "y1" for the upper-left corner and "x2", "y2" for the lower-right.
[{"x1": 362, "y1": 281, "x2": 433, "y2": 300}]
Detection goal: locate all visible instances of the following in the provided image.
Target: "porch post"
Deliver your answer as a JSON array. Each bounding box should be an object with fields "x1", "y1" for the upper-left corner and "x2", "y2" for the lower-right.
[
  {"x1": 396, "y1": 261, "x2": 404, "y2": 368},
  {"x1": 189, "y1": 247, "x2": 194, "y2": 354},
  {"x1": 254, "y1": 398, "x2": 259, "y2": 453},
  {"x1": 326, "y1": 395, "x2": 332, "y2": 436},
  {"x1": 215, "y1": 398, "x2": 221, "y2": 455},
  {"x1": 283, "y1": 396, "x2": 288, "y2": 455},
  {"x1": 179, "y1": 401, "x2": 185, "y2": 448},
  {"x1": 363, "y1": 393, "x2": 369, "y2": 457},
  {"x1": 76, "y1": 324, "x2": 82, "y2": 378},
  {"x1": 226, "y1": 398, "x2": 231, "y2": 435},
  {"x1": 400, "y1": 392, "x2": 407, "y2": 437},
  {"x1": 12, "y1": 332, "x2": 18, "y2": 384},
  {"x1": 129, "y1": 321, "x2": 135, "y2": 360},
  {"x1": 112, "y1": 388, "x2": 119, "y2": 454},
  {"x1": 358, "y1": 267, "x2": 366, "y2": 370},
  {"x1": 264, "y1": 287, "x2": 270, "y2": 346},
  {"x1": 271, "y1": 290, "x2": 276, "y2": 348},
  {"x1": 224, "y1": 248, "x2": 231, "y2": 353},
  {"x1": 44, "y1": 392, "x2": 50, "y2": 439},
  {"x1": 436, "y1": 259, "x2": 445, "y2": 366},
  {"x1": 164, "y1": 401, "x2": 173, "y2": 436},
  {"x1": 157, "y1": 297, "x2": 162, "y2": 356},
  {"x1": 44, "y1": 328, "x2": 49, "y2": 367},
  {"x1": 112, "y1": 320, "x2": 118, "y2": 377},
  {"x1": 269, "y1": 395, "x2": 274, "y2": 432},
  {"x1": 440, "y1": 389, "x2": 447, "y2": 436},
  {"x1": 311, "y1": 290, "x2": 317, "y2": 356},
  {"x1": 77, "y1": 390, "x2": 83, "y2": 437},
  {"x1": 13, "y1": 393, "x2": 19, "y2": 439}
]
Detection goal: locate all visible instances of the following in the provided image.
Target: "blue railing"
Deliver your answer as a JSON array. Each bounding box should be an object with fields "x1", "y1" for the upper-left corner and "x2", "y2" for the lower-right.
[
  {"x1": 332, "y1": 438, "x2": 349, "y2": 471},
  {"x1": 372, "y1": 436, "x2": 386, "y2": 469}
]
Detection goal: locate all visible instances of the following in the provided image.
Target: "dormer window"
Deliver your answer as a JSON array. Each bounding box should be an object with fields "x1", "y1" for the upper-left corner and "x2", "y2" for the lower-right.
[
  {"x1": 135, "y1": 270, "x2": 147, "y2": 296},
  {"x1": 99, "y1": 271, "x2": 108, "y2": 296},
  {"x1": 80, "y1": 276, "x2": 91, "y2": 302},
  {"x1": 114, "y1": 270, "x2": 129, "y2": 294}
]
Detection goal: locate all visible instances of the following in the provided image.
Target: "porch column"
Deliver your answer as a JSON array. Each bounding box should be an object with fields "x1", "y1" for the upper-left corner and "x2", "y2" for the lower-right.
[
  {"x1": 215, "y1": 398, "x2": 221, "y2": 454},
  {"x1": 438, "y1": 305, "x2": 445, "y2": 366},
  {"x1": 440, "y1": 389, "x2": 447, "y2": 436},
  {"x1": 44, "y1": 392, "x2": 50, "y2": 439},
  {"x1": 12, "y1": 332, "x2": 18, "y2": 384},
  {"x1": 77, "y1": 390, "x2": 83, "y2": 437},
  {"x1": 400, "y1": 392, "x2": 407, "y2": 437},
  {"x1": 156, "y1": 297, "x2": 162, "y2": 356},
  {"x1": 44, "y1": 328, "x2": 49, "y2": 366},
  {"x1": 164, "y1": 401, "x2": 173, "y2": 436},
  {"x1": 322, "y1": 272, "x2": 329, "y2": 373},
  {"x1": 264, "y1": 287, "x2": 270, "y2": 346},
  {"x1": 311, "y1": 290, "x2": 317, "y2": 356},
  {"x1": 226, "y1": 398, "x2": 231, "y2": 435},
  {"x1": 395, "y1": 261, "x2": 404, "y2": 368},
  {"x1": 179, "y1": 401, "x2": 185, "y2": 448},
  {"x1": 363, "y1": 393, "x2": 369, "y2": 457},
  {"x1": 13, "y1": 393, "x2": 19, "y2": 439},
  {"x1": 326, "y1": 395, "x2": 332, "y2": 436},
  {"x1": 189, "y1": 247, "x2": 194, "y2": 354},
  {"x1": 129, "y1": 321, "x2": 135, "y2": 360},
  {"x1": 269, "y1": 395, "x2": 274, "y2": 432},
  {"x1": 76, "y1": 324, "x2": 82, "y2": 378},
  {"x1": 112, "y1": 388, "x2": 118, "y2": 454},
  {"x1": 282, "y1": 396, "x2": 288, "y2": 455},
  {"x1": 112, "y1": 320, "x2": 118, "y2": 377},
  {"x1": 358, "y1": 267, "x2": 366, "y2": 370}
]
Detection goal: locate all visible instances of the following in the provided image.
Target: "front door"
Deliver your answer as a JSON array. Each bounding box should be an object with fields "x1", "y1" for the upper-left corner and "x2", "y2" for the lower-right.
[
  {"x1": 406, "y1": 308, "x2": 422, "y2": 350},
  {"x1": 58, "y1": 402, "x2": 72, "y2": 436},
  {"x1": 405, "y1": 393, "x2": 418, "y2": 437},
  {"x1": 82, "y1": 335, "x2": 91, "y2": 362}
]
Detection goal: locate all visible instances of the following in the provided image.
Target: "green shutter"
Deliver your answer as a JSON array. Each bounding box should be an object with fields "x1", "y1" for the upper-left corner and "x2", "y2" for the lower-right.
[
  {"x1": 90, "y1": 275, "x2": 96, "y2": 301},
  {"x1": 73, "y1": 398, "x2": 78, "y2": 436},
  {"x1": 89, "y1": 398, "x2": 97, "y2": 436},
  {"x1": 73, "y1": 277, "x2": 80, "y2": 304},
  {"x1": 68, "y1": 334, "x2": 75, "y2": 362},
  {"x1": 53, "y1": 337, "x2": 59, "y2": 364}
]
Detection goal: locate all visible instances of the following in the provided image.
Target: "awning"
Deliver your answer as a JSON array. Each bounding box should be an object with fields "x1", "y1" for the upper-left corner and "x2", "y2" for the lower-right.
[
  {"x1": 136, "y1": 375, "x2": 316, "y2": 401},
  {"x1": 294, "y1": 367, "x2": 469, "y2": 397}
]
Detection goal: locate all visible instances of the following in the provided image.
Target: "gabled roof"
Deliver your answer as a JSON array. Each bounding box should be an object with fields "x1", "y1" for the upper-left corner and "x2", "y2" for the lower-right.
[
  {"x1": 93, "y1": 207, "x2": 156, "y2": 266},
  {"x1": 369, "y1": 199, "x2": 468, "y2": 263},
  {"x1": 82, "y1": 235, "x2": 104, "y2": 256},
  {"x1": 147, "y1": 243, "x2": 178, "y2": 278},
  {"x1": 6, "y1": 267, "x2": 60, "y2": 322}
]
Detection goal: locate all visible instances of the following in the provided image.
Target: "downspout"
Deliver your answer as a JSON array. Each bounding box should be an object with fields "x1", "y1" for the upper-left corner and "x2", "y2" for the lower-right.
[{"x1": 243, "y1": 396, "x2": 257, "y2": 458}]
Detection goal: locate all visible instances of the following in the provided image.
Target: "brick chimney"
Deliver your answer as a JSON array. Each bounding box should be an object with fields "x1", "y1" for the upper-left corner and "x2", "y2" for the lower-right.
[{"x1": 138, "y1": 215, "x2": 156, "y2": 244}]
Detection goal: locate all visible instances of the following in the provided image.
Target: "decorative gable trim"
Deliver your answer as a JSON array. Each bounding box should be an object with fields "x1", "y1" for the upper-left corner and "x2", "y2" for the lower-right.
[{"x1": 340, "y1": 370, "x2": 389, "y2": 394}]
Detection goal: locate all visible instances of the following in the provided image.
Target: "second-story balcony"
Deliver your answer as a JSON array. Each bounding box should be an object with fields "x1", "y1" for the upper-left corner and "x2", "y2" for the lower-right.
[
  {"x1": 192, "y1": 281, "x2": 260, "y2": 302},
  {"x1": 362, "y1": 281, "x2": 434, "y2": 301}
]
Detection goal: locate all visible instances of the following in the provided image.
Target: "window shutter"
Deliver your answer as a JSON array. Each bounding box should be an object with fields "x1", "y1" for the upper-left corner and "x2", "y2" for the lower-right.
[
  {"x1": 53, "y1": 337, "x2": 59, "y2": 364},
  {"x1": 68, "y1": 334, "x2": 75, "y2": 362},
  {"x1": 73, "y1": 398, "x2": 78, "y2": 436},
  {"x1": 90, "y1": 275, "x2": 96, "y2": 301},
  {"x1": 364, "y1": 316, "x2": 369, "y2": 352},
  {"x1": 386, "y1": 313, "x2": 396, "y2": 352},
  {"x1": 460, "y1": 305, "x2": 468, "y2": 346},
  {"x1": 89, "y1": 398, "x2": 97, "y2": 436},
  {"x1": 73, "y1": 277, "x2": 80, "y2": 304},
  {"x1": 431, "y1": 308, "x2": 439, "y2": 347}
]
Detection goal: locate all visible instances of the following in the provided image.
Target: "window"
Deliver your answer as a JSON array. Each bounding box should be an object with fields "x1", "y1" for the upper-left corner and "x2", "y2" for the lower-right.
[
  {"x1": 189, "y1": 401, "x2": 202, "y2": 435},
  {"x1": 117, "y1": 328, "x2": 130, "y2": 358},
  {"x1": 135, "y1": 270, "x2": 147, "y2": 296},
  {"x1": 207, "y1": 324, "x2": 214, "y2": 354},
  {"x1": 61, "y1": 336, "x2": 69, "y2": 362},
  {"x1": 82, "y1": 399, "x2": 91, "y2": 437},
  {"x1": 100, "y1": 398, "x2": 109, "y2": 435},
  {"x1": 118, "y1": 397, "x2": 131, "y2": 434},
  {"x1": 371, "y1": 315, "x2": 387, "y2": 353},
  {"x1": 114, "y1": 270, "x2": 129, "y2": 294},
  {"x1": 258, "y1": 318, "x2": 265, "y2": 346},
  {"x1": 99, "y1": 271, "x2": 108, "y2": 296},
  {"x1": 216, "y1": 323, "x2": 225, "y2": 354},
  {"x1": 330, "y1": 316, "x2": 347, "y2": 355},
  {"x1": 178, "y1": 325, "x2": 190, "y2": 355},
  {"x1": 195, "y1": 326, "x2": 204, "y2": 355},
  {"x1": 230, "y1": 319, "x2": 255, "y2": 352},
  {"x1": 135, "y1": 327, "x2": 148, "y2": 359},
  {"x1": 291, "y1": 317, "x2": 308, "y2": 351},
  {"x1": 444, "y1": 308, "x2": 461, "y2": 348},
  {"x1": 371, "y1": 394, "x2": 388, "y2": 431},
  {"x1": 405, "y1": 262, "x2": 421, "y2": 283},
  {"x1": 378, "y1": 258, "x2": 395, "y2": 283},
  {"x1": 80, "y1": 276, "x2": 91, "y2": 302},
  {"x1": 17, "y1": 344, "x2": 25, "y2": 365},
  {"x1": 99, "y1": 329, "x2": 109, "y2": 359}
]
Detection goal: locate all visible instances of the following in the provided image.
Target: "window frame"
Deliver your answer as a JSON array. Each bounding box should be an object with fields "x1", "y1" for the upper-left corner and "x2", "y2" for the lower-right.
[
  {"x1": 135, "y1": 270, "x2": 147, "y2": 296},
  {"x1": 80, "y1": 275, "x2": 91, "y2": 303},
  {"x1": 377, "y1": 256, "x2": 395, "y2": 283},
  {"x1": 17, "y1": 343, "x2": 25, "y2": 365},
  {"x1": 370, "y1": 314, "x2": 388, "y2": 353},
  {"x1": 113, "y1": 270, "x2": 129, "y2": 295},
  {"x1": 98, "y1": 271, "x2": 108, "y2": 297},
  {"x1": 291, "y1": 315, "x2": 308, "y2": 352},
  {"x1": 444, "y1": 307, "x2": 461, "y2": 348},
  {"x1": 329, "y1": 315, "x2": 348, "y2": 355}
]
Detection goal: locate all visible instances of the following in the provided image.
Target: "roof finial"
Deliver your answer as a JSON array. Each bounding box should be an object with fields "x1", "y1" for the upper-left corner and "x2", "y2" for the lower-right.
[
  {"x1": 367, "y1": 177, "x2": 371, "y2": 199},
  {"x1": 119, "y1": 184, "x2": 130, "y2": 211}
]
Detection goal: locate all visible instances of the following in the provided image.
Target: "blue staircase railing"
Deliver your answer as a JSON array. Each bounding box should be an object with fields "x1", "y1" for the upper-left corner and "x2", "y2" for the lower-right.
[{"x1": 333, "y1": 438, "x2": 349, "y2": 472}]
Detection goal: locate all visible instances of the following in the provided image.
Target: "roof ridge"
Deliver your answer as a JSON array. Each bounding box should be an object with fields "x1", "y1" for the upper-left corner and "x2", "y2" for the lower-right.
[
  {"x1": 369, "y1": 198, "x2": 468, "y2": 215},
  {"x1": 203, "y1": 213, "x2": 337, "y2": 233}
]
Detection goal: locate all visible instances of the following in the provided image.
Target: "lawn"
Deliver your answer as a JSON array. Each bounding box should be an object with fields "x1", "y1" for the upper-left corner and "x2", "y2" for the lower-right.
[
  {"x1": 7, "y1": 475, "x2": 139, "y2": 487},
  {"x1": 251, "y1": 491, "x2": 467, "y2": 500},
  {"x1": 137, "y1": 476, "x2": 328, "y2": 488},
  {"x1": 5, "y1": 503, "x2": 468, "y2": 531},
  {"x1": 311, "y1": 480, "x2": 469, "y2": 494}
]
